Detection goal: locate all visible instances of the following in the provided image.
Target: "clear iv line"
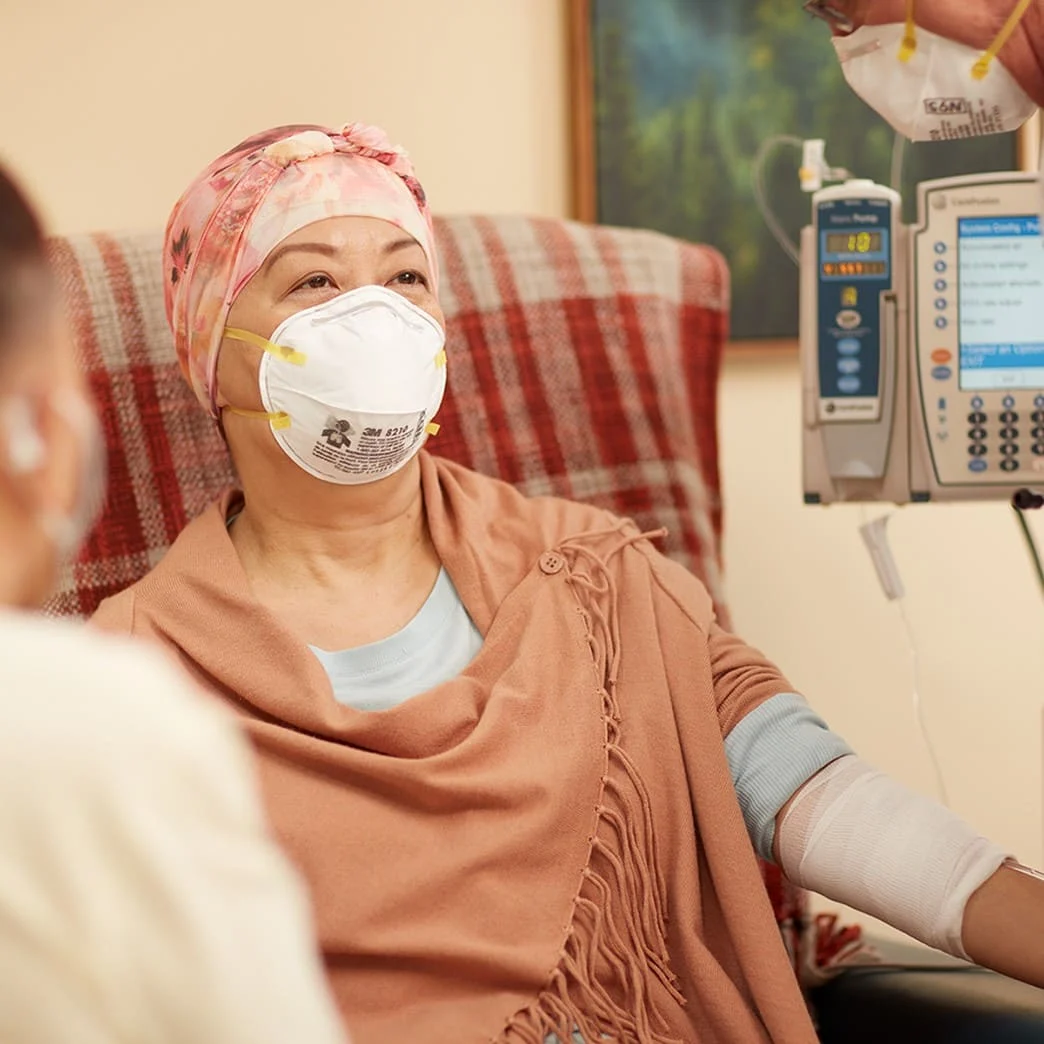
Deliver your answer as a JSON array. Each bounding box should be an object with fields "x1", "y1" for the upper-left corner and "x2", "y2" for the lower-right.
[
  {"x1": 889, "y1": 132, "x2": 906, "y2": 192},
  {"x1": 859, "y1": 506, "x2": 951, "y2": 808},
  {"x1": 751, "y1": 135, "x2": 804, "y2": 265},
  {"x1": 896, "y1": 595, "x2": 951, "y2": 808}
]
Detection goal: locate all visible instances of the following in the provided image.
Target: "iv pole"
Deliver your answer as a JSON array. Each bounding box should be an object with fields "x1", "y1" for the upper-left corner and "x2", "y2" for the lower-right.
[{"x1": 1012, "y1": 490, "x2": 1044, "y2": 598}]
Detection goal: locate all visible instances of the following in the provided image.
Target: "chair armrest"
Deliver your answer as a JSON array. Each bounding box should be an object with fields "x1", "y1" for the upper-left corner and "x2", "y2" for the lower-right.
[{"x1": 812, "y1": 939, "x2": 1044, "y2": 1043}]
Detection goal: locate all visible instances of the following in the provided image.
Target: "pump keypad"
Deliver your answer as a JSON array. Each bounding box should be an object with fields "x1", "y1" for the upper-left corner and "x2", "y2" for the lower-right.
[{"x1": 958, "y1": 405, "x2": 1033, "y2": 474}]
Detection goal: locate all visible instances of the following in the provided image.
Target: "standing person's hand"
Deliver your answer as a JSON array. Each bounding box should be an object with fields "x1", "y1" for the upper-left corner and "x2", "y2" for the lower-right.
[{"x1": 820, "y1": 0, "x2": 1044, "y2": 106}]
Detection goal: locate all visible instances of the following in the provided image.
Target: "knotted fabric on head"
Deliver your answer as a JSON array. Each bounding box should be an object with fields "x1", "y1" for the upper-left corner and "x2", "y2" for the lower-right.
[{"x1": 163, "y1": 123, "x2": 438, "y2": 416}]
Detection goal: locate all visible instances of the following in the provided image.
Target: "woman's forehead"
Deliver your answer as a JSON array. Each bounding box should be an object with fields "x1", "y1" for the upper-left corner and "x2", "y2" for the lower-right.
[{"x1": 276, "y1": 215, "x2": 425, "y2": 253}]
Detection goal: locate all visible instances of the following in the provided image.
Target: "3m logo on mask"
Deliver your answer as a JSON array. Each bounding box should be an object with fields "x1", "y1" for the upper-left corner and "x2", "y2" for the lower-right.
[
  {"x1": 311, "y1": 412, "x2": 428, "y2": 476},
  {"x1": 321, "y1": 417, "x2": 354, "y2": 450}
]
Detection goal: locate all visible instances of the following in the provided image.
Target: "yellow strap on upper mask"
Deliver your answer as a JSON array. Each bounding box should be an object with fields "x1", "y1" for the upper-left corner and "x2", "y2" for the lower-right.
[
  {"x1": 224, "y1": 328, "x2": 308, "y2": 366},
  {"x1": 224, "y1": 406, "x2": 292, "y2": 430},
  {"x1": 898, "y1": 0, "x2": 918, "y2": 61},
  {"x1": 973, "y1": 0, "x2": 1033, "y2": 80}
]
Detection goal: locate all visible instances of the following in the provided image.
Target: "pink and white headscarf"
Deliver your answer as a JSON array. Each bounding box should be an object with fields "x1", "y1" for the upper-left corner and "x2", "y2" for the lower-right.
[{"x1": 163, "y1": 122, "x2": 438, "y2": 416}]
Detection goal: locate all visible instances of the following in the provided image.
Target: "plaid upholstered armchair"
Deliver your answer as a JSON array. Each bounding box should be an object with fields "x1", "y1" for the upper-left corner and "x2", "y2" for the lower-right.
[
  {"x1": 46, "y1": 213, "x2": 816, "y2": 1011},
  {"x1": 48, "y1": 213, "x2": 1044, "y2": 1043}
]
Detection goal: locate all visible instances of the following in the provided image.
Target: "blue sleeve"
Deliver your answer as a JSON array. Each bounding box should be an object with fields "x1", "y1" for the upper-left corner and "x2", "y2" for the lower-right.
[{"x1": 724, "y1": 692, "x2": 852, "y2": 862}]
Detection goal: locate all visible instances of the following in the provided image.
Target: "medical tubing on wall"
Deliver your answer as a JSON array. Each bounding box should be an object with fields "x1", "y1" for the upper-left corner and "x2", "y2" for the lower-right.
[{"x1": 751, "y1": 135, "x2": 803, "y2": 265}]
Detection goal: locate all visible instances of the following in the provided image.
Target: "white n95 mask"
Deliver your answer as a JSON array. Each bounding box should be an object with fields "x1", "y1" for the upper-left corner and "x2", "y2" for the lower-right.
[
  {"x1": 833, "y1": 19, "x2": 1036, "y2": 142},
  {"x1": 223, "y1": 285, "x2": 447, "y2": 485}
]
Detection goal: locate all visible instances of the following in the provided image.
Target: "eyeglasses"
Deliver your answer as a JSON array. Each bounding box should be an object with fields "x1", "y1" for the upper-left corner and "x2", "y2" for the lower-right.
[{"x1": 803, "y1": 1, "x2": 854, "y2": 33}]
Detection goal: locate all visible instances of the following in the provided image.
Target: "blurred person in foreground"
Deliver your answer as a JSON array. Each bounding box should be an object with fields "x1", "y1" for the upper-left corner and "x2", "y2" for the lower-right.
[{"x1": 0, "y1": 162, "x2": 345, "y2": 1044}]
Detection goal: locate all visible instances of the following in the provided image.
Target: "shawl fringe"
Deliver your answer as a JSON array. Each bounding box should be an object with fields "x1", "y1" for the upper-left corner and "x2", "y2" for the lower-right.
[{"x1": 498, "y1": 527, "x2": 685, "y2": 1044}]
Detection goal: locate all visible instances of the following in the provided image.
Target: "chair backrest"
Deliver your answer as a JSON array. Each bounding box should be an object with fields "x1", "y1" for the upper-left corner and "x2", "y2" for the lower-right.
[{"x1": 44, "y1": 215, "x2": 730, "y2": 620}]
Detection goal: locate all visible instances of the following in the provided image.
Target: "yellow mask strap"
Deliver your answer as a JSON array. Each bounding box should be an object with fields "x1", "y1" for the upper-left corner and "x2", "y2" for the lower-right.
[
  {"x1": 224, "y1": 328, "x2": 307, "y2": 366},
  {"x1": 898, "y1": 0, "x2": 918, "y2": 62},
  {"x1": 435, "y1": 349, "x2": 447, "y2": 369},
  {"x1": 425, "y1": 422, "x2": 441, "y2": 437},
  {"x1": 973, "y1": 0, "x2": 1033, "y2": 80},
  {"x1": 224, "y1": 406, "x2": 292, "y2": 430}
]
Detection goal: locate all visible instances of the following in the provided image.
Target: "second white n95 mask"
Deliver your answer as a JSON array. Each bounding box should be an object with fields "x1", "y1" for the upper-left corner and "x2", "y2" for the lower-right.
[
  {"x1": 229, "y1": 285, "x2": 447, "y2": 485},
  {"x1": 833, "y1": 23, "x2": 1036, "y2": 143}
]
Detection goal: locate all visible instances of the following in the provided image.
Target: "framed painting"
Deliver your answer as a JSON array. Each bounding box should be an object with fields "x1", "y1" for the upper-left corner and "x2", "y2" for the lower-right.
[{"x1": 569, "y1": 0, "x2": 1036, "y2": 343}]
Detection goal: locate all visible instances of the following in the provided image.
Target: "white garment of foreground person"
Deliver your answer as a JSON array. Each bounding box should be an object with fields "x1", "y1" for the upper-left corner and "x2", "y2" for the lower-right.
[
  {"x1": 0, "y1": 160, "x2": 346, "y2": 1044},
  {"x1": 0, "y1": 614, "x2": 347, "y2": 1044}
]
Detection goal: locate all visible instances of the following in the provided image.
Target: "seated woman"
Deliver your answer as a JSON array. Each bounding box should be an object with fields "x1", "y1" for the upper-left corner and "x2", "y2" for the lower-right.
[{"x1": 92, "y1": 122, "x2": 1044, "y2": 1044}]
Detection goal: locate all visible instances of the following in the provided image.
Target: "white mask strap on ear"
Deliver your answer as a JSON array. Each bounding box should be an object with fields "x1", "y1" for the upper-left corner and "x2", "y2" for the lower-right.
[
  {"x1": 2, "y1": 398, "x2": 46, "y2": 474},
  {"x1": 1, "y1": 389, "x2": 107, "y2": 560}
]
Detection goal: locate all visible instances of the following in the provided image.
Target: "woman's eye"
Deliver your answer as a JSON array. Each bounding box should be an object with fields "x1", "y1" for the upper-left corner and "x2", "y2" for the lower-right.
[
  {"x1": 293, "y1": 274, "x2": 334, "y2": 292},
  {"x1": 391, "y1": 270, "x2": 427, "y2": 288}
]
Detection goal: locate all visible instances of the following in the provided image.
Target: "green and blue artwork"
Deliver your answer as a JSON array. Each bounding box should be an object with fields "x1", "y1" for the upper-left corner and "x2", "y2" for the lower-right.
[{"x1": 591, "y1": 0, "x2": 1018, "y2": 339}]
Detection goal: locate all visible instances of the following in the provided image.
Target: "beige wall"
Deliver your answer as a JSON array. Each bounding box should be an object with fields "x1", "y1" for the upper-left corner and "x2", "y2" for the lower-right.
[
  {"x1": 5, "y1": 0, "x2": 1041, "y2": 941},
  {"x1": 0, "y1": 0, "x2": 569, "y2": 233}
]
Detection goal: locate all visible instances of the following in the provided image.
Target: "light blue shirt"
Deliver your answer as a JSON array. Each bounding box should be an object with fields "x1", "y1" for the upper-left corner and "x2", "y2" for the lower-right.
[
  {"x1": 310, "y1": 569, "x2": 484, "y2": 714},
  {"x1": 312, "y1": 570, "x2": 849, "y2": 859}
]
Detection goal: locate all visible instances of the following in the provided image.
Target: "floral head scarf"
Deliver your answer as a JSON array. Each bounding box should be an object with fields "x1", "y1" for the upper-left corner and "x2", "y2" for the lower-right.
[{"x1": 163, "y1": 122, "x2": 437, "y2": 416}]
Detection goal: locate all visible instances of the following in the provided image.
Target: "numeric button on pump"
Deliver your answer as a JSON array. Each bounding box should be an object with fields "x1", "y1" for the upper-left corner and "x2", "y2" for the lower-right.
[
  {"x1": 968, "y1": 411, "x2": 987, "y2": 425},
  {"x1": 968, "y1": 443, "x2": 987, "y2": 456},
  {"x1": 968, "y1": 427, "x2": 987, "y2": 441},
  {"x1": 1000, "y1": 411, "x2": 1019, "y2": 424},
  {"x1": 1001, "y1": 458, "x2": 1020, "y2": 472}
]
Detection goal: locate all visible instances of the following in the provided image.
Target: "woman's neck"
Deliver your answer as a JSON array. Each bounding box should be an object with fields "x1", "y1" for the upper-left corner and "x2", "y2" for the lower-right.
[
  {"x1": 228, "y1": 457, "x2": 443, "y2": 650},
  {"x1": 230, "y1": 457, "x2": 435, "y2": 591}
]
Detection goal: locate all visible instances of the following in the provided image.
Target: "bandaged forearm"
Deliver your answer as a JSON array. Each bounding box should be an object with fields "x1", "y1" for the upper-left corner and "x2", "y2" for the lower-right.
[{"x1": 778, "y1": 755, "x2": 1010, "y2": 959}]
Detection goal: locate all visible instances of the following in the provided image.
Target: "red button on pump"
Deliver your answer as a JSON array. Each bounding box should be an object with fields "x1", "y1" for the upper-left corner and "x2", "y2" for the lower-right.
[{"x1": 931, "y1": 348, "x2": 952, "y2": 364}]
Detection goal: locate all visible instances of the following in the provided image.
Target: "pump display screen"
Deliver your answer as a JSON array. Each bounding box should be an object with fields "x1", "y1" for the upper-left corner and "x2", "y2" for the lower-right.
[
  {"x1": 820, "y1": 223, "x2": 890, "y2": 283},
  {"x1": 822, "y1": 261, "x2": 888, "y2": 276},
  {"x1": 825, "y1": 231, "x2": 883, "y2": 254},
  {"x1": 958, "y1": 216, "x2": 1044, "y2": 391}
]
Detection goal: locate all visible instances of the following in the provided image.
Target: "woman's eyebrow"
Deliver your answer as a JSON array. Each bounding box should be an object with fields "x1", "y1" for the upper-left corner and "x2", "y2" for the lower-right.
[
  {"x1": 262, "y1": 236, "x2": 421, "y2": 274},
  {"x1": 261, "y1": 242, "x2": 339, "y2": 275},
  {"x1": 383, "y1": 237, "x2": 422, "y2": 256}
]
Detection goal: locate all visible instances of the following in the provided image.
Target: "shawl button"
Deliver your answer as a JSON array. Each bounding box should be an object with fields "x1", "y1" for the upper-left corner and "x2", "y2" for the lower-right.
[{"x1": 539, "y1": 551, "x2": 565, "y2": 575}]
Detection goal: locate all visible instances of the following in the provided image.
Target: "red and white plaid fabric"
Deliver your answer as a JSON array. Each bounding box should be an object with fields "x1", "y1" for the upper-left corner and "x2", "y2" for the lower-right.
[
  {"x1": 43, "y1": 212, "x2": 845, "y2": 985},
  {"x1": 46, "y1": 215, "x2": 730, "y2": 619}
]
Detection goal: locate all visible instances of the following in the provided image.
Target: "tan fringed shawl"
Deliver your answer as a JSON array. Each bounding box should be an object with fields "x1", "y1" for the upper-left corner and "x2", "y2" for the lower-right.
[{"x1": 92, "y1": 453, "x2": 818, "y2": 1044}]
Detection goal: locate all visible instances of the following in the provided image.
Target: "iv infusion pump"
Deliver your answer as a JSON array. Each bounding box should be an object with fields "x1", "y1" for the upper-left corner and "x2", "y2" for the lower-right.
[{"x1": 801, "y1": 171, "x2": 1044, "y2": 505}]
